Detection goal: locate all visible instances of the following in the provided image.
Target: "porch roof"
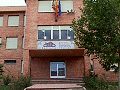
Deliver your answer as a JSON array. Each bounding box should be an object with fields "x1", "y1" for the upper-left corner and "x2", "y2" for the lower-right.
[{"x1": 29, "y1": 49, "x2": 84, "y2": 58}]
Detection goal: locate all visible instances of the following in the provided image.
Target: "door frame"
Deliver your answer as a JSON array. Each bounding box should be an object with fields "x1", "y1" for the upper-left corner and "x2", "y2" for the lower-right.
[{"x1": 50, "y1": 61, "x2": 66, "y2": 78}]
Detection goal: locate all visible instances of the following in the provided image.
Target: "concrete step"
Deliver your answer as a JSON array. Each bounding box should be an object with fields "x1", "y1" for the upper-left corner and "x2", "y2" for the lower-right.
[
  {"x1": 25, "y1": 84, "x2": 86, "y2": 90},
  {"x1": 31, "y1": 78, "x2": 85, "y2": 85}
]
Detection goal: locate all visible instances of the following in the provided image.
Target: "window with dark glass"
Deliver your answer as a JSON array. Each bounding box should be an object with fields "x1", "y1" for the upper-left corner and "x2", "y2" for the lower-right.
[
  {"x1": 38, "y1": 30, "x2": 51, "y2": 40},
  {"x1": 45, "y1": 30, "x2": 51, "y2": 40},
  {"x1": 61, "y1": 30, "x2": 67, "y2": 39},
  {"x1": 38, "y1": 30, "x2": 44, "y2": 39},
  {"x1": 4, "y1": 60, "x2": 16, "y2": 64},
  {"x1": 68, "y1": 30, "x2": 74, "y2": 39},
  {"x1": 53, "y1": 30, "x2": 59, "y2": 39}
]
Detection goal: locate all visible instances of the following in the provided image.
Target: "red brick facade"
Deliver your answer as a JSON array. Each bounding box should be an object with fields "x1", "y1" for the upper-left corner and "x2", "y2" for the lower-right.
[{"x1": 0, "y1": 0, "x2": 118, "y2": 81}]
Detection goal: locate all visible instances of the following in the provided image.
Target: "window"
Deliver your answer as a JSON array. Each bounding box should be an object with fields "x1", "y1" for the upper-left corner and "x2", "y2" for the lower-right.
[
  {"x1": 38, "y1": 26, "x2": 51, "y2": 40},
  {"x1": 21, "y1": 60, "x2": 24, "y2": 73},
  {"x1": 61, "y1": 1, "x2": 73, "y2": 12},
  {"x1": 6, "y1": 38, "x2": 18, "y2": 49},
  {"x1": 0, "y1": 16, "x2": 3, "y2": 26},
  {"x1": 38, "y1": 0, "x2": 73, "y2": 12},
  {"x1": 0, "y1": 38, "x2": 1, "y2": 49},
  {"x1": 38, "y1": 26, "x2": 74, "y2": 40},
  {"x1": 8, "y1": 16, "x2": 19, "y2": 26},
  {"x1": 38, "y1": 1, "x2": 52, "y2": 12},
  {"x1": 4, "y1": 60, "x2": 16, "y2": 64}
]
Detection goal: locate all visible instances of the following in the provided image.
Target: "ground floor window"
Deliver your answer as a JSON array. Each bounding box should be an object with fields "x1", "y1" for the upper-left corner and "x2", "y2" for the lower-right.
[
  {"x1": 4, "y1": 60, "x2": 16, "y2": 64},
  {"x1": 50, "y1": 61, "x2": 66, "y2": 78},
  {"x1": 38, "y1": 26, "x2": 74, "y2": 40}
]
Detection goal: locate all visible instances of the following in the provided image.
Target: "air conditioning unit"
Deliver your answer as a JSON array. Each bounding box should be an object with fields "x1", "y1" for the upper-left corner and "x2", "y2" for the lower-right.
[{"x1": 67, "y1": 10, "x2": 69, "y2": 13}]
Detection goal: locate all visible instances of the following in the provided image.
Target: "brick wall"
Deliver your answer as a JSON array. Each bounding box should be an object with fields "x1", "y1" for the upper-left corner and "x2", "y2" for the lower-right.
[
  {"x1": 31, "y1": 57, "x2": 84, "y2": 79},
  {"x1": 0, "y1": 11, "x2": 25, "y2": 78}
]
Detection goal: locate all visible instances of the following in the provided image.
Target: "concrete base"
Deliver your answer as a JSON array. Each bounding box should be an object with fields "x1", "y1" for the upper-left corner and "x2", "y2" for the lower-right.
[{"x1": 25, "y1": 84, "x2": 86, "y2": 90}]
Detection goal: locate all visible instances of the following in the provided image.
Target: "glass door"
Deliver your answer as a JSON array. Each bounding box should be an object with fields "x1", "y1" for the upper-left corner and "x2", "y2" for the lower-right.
[{"x1": 50, "y1": 62, "x2": 66, "y2": 78}]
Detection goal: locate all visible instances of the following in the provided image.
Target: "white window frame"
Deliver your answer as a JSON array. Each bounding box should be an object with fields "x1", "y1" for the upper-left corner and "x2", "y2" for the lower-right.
[
  {"x1": 38, "y1": 0, "x2": 74, "y2": 12},
  {"x1": 8, "y1": 16, "x2": 19, "y2": 27},
  {"x1": 0, "y1": 16, "x2": 3, "y2": 26},
  {"x1": 50, "y1": 62, "x2": 66, "y2": 78},
  {"x1": 6, "y1": 37, "x2": 18, "y2": 49},
  {"x1": 38, "y1": 26, "x2": 74, "y2": 40},
  {"x1": 22, "y1": 37, "x2": 24, "y2": 48},
  {"x1": 21, "y1": 60, "x2": 24, "y2": 73}
]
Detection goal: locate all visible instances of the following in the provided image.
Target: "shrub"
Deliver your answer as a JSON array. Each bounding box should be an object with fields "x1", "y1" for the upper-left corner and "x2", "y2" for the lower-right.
[
  {"x1": 3, "y1": 75, "x2": 11, "y2": 86},
  {"x1": 13, "y1": 75, "x2": 32, "y2": 90},
  {"x1": 83, "y1": 75, "x2": 118, "y2": 90}
]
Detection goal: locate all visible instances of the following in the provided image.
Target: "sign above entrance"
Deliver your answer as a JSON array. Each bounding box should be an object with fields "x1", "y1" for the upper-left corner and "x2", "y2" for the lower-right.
[{"x1": 38, "y1": 41, "x2": 75, "y2": 49}]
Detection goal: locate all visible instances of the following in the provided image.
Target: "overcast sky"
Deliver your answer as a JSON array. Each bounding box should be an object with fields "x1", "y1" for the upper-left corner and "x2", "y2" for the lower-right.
[{"x1": 0, "y1": 0, "x2": 26, "y2": 6}]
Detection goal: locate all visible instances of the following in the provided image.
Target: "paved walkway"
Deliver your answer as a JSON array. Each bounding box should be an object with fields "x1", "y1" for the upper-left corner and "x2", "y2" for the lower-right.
[{"x1": 25, "y1": 84, "x2": 86, "y2": 90}]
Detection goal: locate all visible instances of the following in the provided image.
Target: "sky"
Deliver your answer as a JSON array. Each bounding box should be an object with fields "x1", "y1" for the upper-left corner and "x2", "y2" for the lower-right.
[{"x1": 0, "y1": 0, "x2": 26, "y2": 6}]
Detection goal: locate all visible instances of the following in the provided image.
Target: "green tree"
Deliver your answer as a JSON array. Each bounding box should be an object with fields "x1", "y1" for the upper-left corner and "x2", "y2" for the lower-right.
[{"x1": 71, "y1": 0, "x2": 120, "y2": 89}]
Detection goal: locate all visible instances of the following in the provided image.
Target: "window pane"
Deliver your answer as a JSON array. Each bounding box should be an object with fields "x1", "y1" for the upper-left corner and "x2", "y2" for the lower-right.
[
  {"x1": 45, "y1": 30, "x2": 51, "y2": 40},
  {"x1": 53, "y1": 30, "x2": 59, "y2": 39},
  {"x1": 51, "y1": 63, "x2": 57, "y2": 76},
  {"x1": 0, "y1": 17, "x2": 3, "y2": 26},
  {"x1": 4, "y1": 60, "x2": 16, "y2": 64},
  {"x1": 8, "y1": 16, "x2": 19, "y2": 26},
  {"x1": 61, "y1": 30, "x2": 67, "y2": 39},
  {"x1": 61, "y1": 1, "x2": 73, "y2": 12},
  {"x1": 38, "y1": 1, "x2": 52, "y2": 12},
  {"x1": 38, "y1": 30, "x2": 44, "y2": 39},
  {"x1": 6, "y1": 38, "x2": 18, "y2": 49},
  {"x1": 68, "y1": 30, "x2": 74, "y2": 39}
]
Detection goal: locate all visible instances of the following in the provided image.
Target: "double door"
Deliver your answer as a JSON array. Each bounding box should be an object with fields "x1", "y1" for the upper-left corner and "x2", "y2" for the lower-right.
[{"x1": 50, "y1": 62, "x2": 66, "y2": 78}]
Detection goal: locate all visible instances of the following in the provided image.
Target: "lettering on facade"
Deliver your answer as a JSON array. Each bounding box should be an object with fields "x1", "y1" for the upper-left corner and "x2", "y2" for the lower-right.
[{"x1": 38, "y1": 41, "x2": 75, "y2": 49}]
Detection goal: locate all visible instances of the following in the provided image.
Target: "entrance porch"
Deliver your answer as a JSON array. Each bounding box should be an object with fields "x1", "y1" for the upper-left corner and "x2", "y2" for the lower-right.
[{"x1": 29, "y1": 49, "x2": 85, "y2": 79}]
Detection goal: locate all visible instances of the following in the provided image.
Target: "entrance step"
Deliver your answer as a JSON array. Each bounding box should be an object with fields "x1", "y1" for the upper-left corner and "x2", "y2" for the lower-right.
[
  {"x1": 31, "y1": 78, "x2": 85, "y2": 85},
  {"x1": 25, "y1": 84, "x2": 86, "y2": 90}
]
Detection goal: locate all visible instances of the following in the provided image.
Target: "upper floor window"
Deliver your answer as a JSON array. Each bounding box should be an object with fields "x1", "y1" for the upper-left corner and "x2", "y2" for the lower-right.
[
  {"x1": 8, "y1": 16, "x2": 19, "y2": 27},
  {"x1": 6, "y1": 37, "x2": 18, "y2": 49},
  {"x1": 0, "y1": 16, "x2": 3, "y2": 26},
  {"x1": 38, "y1": 0, "x2": 73, "y2": 12},
  {"x1": 38, "y1": 26, "x2": 74, "y2": 40}
]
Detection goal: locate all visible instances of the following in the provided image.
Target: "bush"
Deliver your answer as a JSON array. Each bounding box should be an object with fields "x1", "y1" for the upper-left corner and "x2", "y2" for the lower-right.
[
  {"x1": 13, "y1": 75, "x2": 32, "y2": 90},
  {"x1": 83, "y1": 75, "x2": 118, "y2": 90},
  {"x1": 3, "y1": 76, "x2": 11, "y2": 86}
]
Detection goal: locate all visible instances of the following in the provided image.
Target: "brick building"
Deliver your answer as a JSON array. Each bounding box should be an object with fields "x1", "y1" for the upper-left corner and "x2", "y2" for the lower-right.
[{"x1": 0, "y1": 0, "x2": 118, "y2": 81}]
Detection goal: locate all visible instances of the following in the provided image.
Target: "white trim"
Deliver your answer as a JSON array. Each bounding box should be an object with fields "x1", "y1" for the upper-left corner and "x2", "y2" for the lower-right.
[
  {"x1": 21, "y1": 60, "x2": 24, "y2": 73},
  {"x1": 50, "y1": 62, "x2": 66, "y2": 78}
]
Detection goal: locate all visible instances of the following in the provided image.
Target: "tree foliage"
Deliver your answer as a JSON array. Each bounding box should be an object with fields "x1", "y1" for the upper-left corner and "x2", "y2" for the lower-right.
[{"x1": 71, "y1": 0, "x2": 120, "y2": 71}]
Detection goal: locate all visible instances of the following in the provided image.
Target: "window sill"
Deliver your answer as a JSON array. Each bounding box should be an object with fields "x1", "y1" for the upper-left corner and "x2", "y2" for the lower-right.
[
  {"x1": 37, "y1": 39, "x2": 74, "y2": 41},
  {"x1": 6, "y1": 49, "x2": 17, "y2": 50},
  {"x1": 8, "y1": 26, "x2": 19, "y2": 27}
]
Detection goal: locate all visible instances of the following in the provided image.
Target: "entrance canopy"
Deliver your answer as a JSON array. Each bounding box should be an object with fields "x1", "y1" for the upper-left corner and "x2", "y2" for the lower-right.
[{"x1": 29, "y1": 49, "x2": 84, "y2": 58}]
